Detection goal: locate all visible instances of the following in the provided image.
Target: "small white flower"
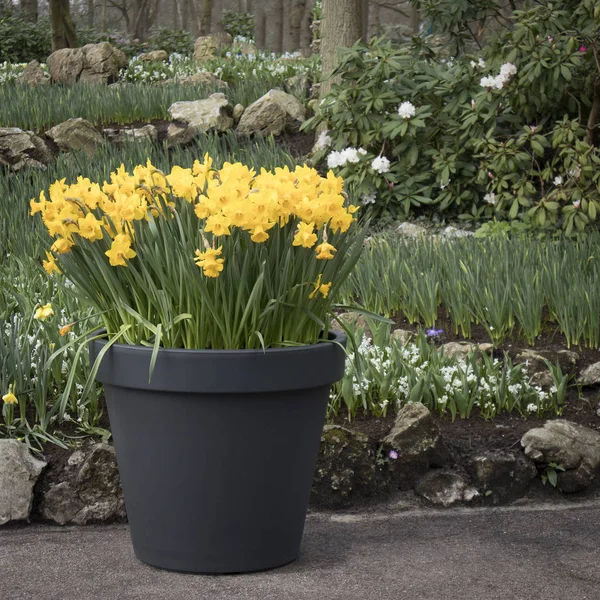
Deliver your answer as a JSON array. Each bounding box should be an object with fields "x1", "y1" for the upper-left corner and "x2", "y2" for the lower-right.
[
  {"x1": 398, "y1": 101, "x2": 416, "y2": 119},
  {"x1": 527, "y1": 403, "x2": 538, "y2": 413},
  {"x1": 440, "y1": 178, "x2": 451, "y2": 190},
  {"x1": 553, "y1": 175, "x2": 563, "y2": 186},
  {"x1": 361, "y1": 192, "x2": 377, "y2": 205},
  {"x1": 573, "y1": 199, "x2": 581, "y2": 209},
  {"x1": 371, "y1": 156, "x2": 391, "y2": 174},
  {"x1": 484, "y1": 192, "x2": 496, "y2": 205}
]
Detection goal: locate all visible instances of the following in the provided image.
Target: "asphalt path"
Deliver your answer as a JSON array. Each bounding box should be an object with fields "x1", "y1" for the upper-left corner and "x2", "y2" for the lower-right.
[{"x1": 1, "y1": 502, "x2": 599, "y2": 600}]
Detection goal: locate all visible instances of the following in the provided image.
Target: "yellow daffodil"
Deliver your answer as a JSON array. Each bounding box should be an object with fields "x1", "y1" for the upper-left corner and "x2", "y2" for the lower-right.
[
  {"x1": 2, "y1": 391, "x2": 17, "y2": 405},
  {"x1": 293, "y1": 222, "x2": 318, "y2": 248},
  {"x1": 105, "y1": 234, "x2": 136, "y2": 267},
  {"x1": 34, "y1": 303, "x2": 54, "y2": 320},
  {"x1": 77, "y1": 213, "x2": 104, "y2": 241},
  {"x1": 59, "y1": 323, "x2": 74, "y2": 336},
  {"x1": 315, "y1": 242, "x2": 337, "y2": 260},
  {"x1": 43, "y1": 252, "x2": 61, "y2": 275},
  {"x1": 309, "y1": 275, "x2": 332, "y2": 299},
  {"x1": 194, "y1": 247, "x2": 225, "y2": 278}
]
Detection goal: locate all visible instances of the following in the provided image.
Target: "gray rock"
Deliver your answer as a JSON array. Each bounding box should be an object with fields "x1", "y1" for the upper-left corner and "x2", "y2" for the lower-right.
[
  {"x1": 17, "y1": 60, "x2": 50, "y2": 86},
  {"x1": 104, "y1": 124, "x2": 158, "y2": 145},
  {"x1": 391, "y1": 329, "x2": 413, "y2": 346},
  {"x1": 0, "y1": 440, "x2": 46, "y2": 525},
  {"x1": 157, "y1": 72, "x2": 227, "y2": 88},
  {"x1": 311, "y1": 426, "x2": 376, "y2": 508},
  {"x1": 285, "y1": 73, "x2": 309, "y2": 97},
  {"x1": 46, "y1": 118, "x2": 105, "y2": 155},
  {"x1": 395, "y1": 222, "x2": 427, "y2": 237},
  {"x1": 168, "y1": 93, "x2": 233, "y2": 138},
  {"x1": 441, "y1": 342, "x2": 493, "y2": 360},
  {"x1": 232, "y1": 103, "x2": 245, "y2": 123},
  {"x1": 165, "y1": 122, "x2": 196, "y2": 146},
  {"x1": 579, "y1": 361, "x2": 600, "y2": 386},
  {"x1": 471, "y1": 451, "x2": 537, "y2": 504},
  {"x1": 237, "y1": 89, "x2": 306, "y2": 136},
  {"x1": 193, "y1": 33, "x2": 232, "y2": 62},
  {"x1": 439, "y1": 225, "x2": 474, "y2": 239},
  {"x1": 415, "y1": 471, "x2": 478, "y2": 507},
  {"x1": 41, "y1": 443, "x2": 125, "y2": 525},
  {"x1": 517, "y1": 349, "x2": 578, "y2": 374},
  {"x1": 138, "y1": 50, "x2": 169, "y2": 62},
  {"x1": 47, "y1": 43, "x2": 127, "y2": 85},
  {"x1": 0, "y1": 128, "x2": 53, "y2": 170},
  {"x1": 384, "y1": 402, "x2": 448, "y2": 489},
  {"x1": 521, "y1": 420, "x2": 600, "y2": 492},
  {"x1": 334, "y1": 312, "x2": 371, "y2": 338}
]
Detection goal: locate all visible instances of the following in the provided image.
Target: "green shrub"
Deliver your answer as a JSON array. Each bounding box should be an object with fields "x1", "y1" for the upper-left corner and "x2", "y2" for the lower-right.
[
  {"x1": 305, "y1": 0, "x2": 600, "y2": 234},
  {"x1": 0, "y1": 14, "x2": 51, "y2": 62},
  {"x1": 221, "y1": 10, "x2": 255, "y2": 41},
  {"x1": 147, "y1": 28, "x2": 195, "y2": 55}
]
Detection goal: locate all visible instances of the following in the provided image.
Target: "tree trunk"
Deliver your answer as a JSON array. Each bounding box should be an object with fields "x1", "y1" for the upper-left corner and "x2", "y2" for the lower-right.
[
  {"x1": 199, "y1": 0, "x2": 212, "y2": 35},
  {"x1": 285, "y1": 0, "x2": 306, "y2": 53},
  {"x1": 254, "y1": 2, "x2": 266, "y2": 50},
  {"x1": 361, "y1": 0, "x2": 369, "y2": 42},
  {"x1": 129, "y1": 0, "x2": 159, "y2": 41},
  {"x1": 264, "y1": 0, "x2": 283, "y2": 53},
  {"x1": 87, "y1": 0, "x2": 95, "y2": 28},
  {"x1": 411, "y1": 5, "x2": 420, "y2": 35},
  {"x1": 299, "y1": 0, "x2": 313, "y2": 56},
  {"x1": 320, "y1": 0, "x2": 362, "y2": 97},
  {"x1": 20, "y1": 0, "x2": 38, "y2": 21},
  {"x1": 49, "y1": 0, "x2": 79, "y2": 52}
]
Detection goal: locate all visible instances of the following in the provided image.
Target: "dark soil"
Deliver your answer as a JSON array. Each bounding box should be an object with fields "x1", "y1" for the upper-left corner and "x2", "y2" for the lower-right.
[{"x1": 275, "y1": 130, "x2": 315, "y2": 158}]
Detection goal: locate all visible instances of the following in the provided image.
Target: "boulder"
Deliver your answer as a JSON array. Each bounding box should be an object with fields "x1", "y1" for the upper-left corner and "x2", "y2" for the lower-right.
[
  {"x1": 391, "y1": 329, "x2": 414, "y2": 346},
  {"x1": 47, "y1": 42, "x2": 127, "y2": 85},
  {"x1": 232, "y1": 103, "x2": 245, "y2": 123},
  {"x1": 193, "y1": 33, "x2": 232, "y2": 62},
  {"x1": 579, "y1": 361, "x2": 600, "y2": 386},
  {"x1": 237, "y1": 89, "x2": 306, "y2": 136},
  {"x1": 46, "y1": 118, "x2": 105, "y2": 155},
  {"x1": 0, "y1": 128, "x2": 53, "y2": 170},
  {"x1": 383, "y1": 402, "x2": 448, "y2": 489},
  {"x1": 471, "y1": 451, "x2": 537, "y2": 504},
  {"x1": 415, "y1": 471, "x2": 479, "y2": 507},
  {"x1": 285, "y1": 73, "x2": 309, "y2": 97},
  {"x1": 0, "y1": 440, "x2": 46, "y2": 525},
  {"x1": 138, "y1": 50, "x2": 169, "y2": 62},
  {"x1": 517, "y1": 349, "x2": 578, "y2": 374},
  {"x1": 104, "y1": 124, "x2": 158, "y2": 145},
  {"x1": 17, "y1": 60, "x2": 50, "y2": 86},
  {"x1": 521, "y1": 420, "x2": 600, "y2": 493},
  {"x1": 311, "y1": 426, "x2": 376, "y2": 508},
  {"x1": 334, "y1": 312, "x2": 371, "y2": 338},
  {"x1": 395, "y1": 222, "x2": 427, "y2": 238},
  {"x1": 168, "y1": 93, "x2": 233, "y2": 137},
  {"x1": 40, "y1": 443, "x2": 125, "y2": 525},
  {"x1": 441, "y1": 342, "x2": 493, "y2": 360}
]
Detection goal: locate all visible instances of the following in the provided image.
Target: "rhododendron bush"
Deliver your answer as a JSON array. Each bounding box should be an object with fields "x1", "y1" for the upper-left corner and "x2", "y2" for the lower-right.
[{"x1": 305, "y1": 0, "x2": 600, "y2": 234}]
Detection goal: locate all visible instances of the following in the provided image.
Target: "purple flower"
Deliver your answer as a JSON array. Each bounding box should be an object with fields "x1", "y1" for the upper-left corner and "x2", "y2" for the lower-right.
[
  {"x1": 426, "y1": 328, "x2": 444, "y2": 338},
  {"x1": 580, "y1": 44, "x2": 587, "y2": 53},
  {"x1": 388, "y1": 450, "x2": 398, "y2": 460}
]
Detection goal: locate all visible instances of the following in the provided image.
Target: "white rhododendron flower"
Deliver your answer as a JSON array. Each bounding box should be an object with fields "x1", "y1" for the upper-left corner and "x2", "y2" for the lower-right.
[
  {"x1": 553, "y1": 175, "x2": 563, "y2": 186},
  {"x1": 315, "y1": 130, "x2": 332, "y2": 150},
  {"x1": 480, "y1": 62, "x2": 518, "y2": 90},
  {"x1": 371, "y1": 156, "x2": 391, "y2": 174},
  {"x1": 326, "y1": 147, "x2": 363, "y2": 169},
  {"x1": 484, "y1": 192, "x2": 496, "y2": 205},
  {"x1": 398, "y1": 101, "x2": 416, "y2": 119}
]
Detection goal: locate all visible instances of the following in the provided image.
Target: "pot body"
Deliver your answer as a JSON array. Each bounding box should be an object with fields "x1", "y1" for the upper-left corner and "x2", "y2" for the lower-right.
[{"x1": 90, "y1": 332, "x2": 346, "y2": 573}]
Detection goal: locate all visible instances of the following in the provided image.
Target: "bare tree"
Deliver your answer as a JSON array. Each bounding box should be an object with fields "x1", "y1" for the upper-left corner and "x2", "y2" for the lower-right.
[
  {"x1": 284, "y1": 0, "x2": 306, "y2": 53},
  {"x1": 87, "y1": 0, "x2": 95, "y2": 28},
  {"x1": 320, "y1": 0, "x2": 362, "y2": 97},
  {"x1": 254, "y1": 2, "x2": 266, "y2": 49},
  {"x1": 49, "y1": 0, "x2": 79, "y2": 51},
  {"x1": 20, "y1": 0, "x2": 38, "y2": 21},
  {"x1": 299, "y1": 0, "x2": 313, "y2": 56}
]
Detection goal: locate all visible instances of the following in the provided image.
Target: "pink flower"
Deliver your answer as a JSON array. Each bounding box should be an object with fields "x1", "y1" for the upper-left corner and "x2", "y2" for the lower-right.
[
  {"x1": 389, "y1": 450, "x2": 399, "y2": 460},
  {"x1": 580, "y1": 44, "x2": 587, "y2": 53}
]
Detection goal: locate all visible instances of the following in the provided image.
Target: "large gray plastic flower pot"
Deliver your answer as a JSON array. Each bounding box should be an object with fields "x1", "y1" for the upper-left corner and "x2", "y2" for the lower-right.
[{"x1": 89, "y1": 331, "x2": 346, "y2": 574}]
